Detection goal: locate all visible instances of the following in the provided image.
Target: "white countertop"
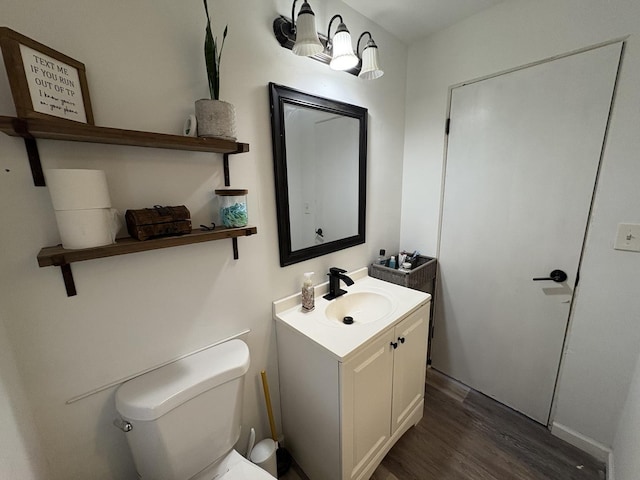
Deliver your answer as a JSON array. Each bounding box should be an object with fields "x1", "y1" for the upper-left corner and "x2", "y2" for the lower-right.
[{"x1": 273, "y1": 268, "x2": 430, "y2": 361}]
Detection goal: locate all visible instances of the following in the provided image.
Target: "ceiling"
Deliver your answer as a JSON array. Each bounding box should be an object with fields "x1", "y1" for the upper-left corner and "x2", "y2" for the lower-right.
[{"x1": 342, "y1": 0, "x2": 507, "y2": 45}]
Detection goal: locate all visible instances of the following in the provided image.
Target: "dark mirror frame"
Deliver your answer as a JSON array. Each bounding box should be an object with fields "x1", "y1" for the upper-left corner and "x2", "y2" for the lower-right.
[{"x1": 269, "y1": 83, "x2": 368, "y2": 267}]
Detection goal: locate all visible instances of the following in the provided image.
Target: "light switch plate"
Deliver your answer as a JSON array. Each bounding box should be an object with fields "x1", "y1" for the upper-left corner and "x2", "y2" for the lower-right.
[{"x1": 614, "y1": 223, "x2": 640, "y2": 252}]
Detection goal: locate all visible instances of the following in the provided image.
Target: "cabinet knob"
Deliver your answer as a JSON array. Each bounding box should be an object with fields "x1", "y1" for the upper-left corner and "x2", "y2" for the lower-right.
[
  {"x1": 390, "y1": 341, "x2": 398, "y2": 349},
  {"x1": 398, "y1": 337, "x2": 405, "y2": 344}
]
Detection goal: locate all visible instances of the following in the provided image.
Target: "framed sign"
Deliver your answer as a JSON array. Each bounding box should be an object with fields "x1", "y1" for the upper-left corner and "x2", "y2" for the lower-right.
[{"x1": 0, "y1": 27, "x2": 94, "y2": 124}]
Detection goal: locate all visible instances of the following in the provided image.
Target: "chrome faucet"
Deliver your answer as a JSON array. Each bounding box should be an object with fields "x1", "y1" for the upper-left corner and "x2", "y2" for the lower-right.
[{"x1": 324, "y1": 267, "x2": 354, "y2": 300}]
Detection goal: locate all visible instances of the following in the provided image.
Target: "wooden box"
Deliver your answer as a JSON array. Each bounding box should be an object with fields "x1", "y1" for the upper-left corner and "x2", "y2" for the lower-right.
[{"x1": 125, "y1": 205, "x2": 191, "y2": 241}]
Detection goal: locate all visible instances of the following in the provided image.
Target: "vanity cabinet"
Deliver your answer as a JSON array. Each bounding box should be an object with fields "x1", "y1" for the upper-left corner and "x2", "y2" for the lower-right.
[
  {"x1": 390, "y1": 309, "x2": 430, "y2": 434},
  {"x1": 276, "y1": 301, "x2": 430, "y2": 480},
  {"x1": 341, "y1": 329, "x2": 394, "y2": 479}
]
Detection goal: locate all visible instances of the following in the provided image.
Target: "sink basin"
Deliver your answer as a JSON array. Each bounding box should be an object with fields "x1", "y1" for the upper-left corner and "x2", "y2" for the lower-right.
[{"x1": 324, "y1": 291, "x2": 395, "y2": 325}]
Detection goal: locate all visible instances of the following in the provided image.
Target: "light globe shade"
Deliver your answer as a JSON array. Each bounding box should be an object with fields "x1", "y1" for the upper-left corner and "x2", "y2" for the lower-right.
[
  {"x1": 359, "y1": 42, "x2": 384, "y2": 80},
  {"x1": 330, "y1": 29, "x2": 358, "y2": 70},
  {"x1": 292, "y1": 3, "x2": 323, "y2": 56}
]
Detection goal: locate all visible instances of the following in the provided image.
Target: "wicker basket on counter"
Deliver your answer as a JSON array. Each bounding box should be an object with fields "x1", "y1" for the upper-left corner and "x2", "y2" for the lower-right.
[{"x1": 369, "y1": 255, "x2": 437, "y2": 293}]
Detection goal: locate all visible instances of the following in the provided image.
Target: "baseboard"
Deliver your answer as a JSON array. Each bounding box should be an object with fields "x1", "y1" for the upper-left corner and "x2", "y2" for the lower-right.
[
  {"x1": 551, "y1": 422, "x2": 611, "y2": 463},
  {"x1": 607, "y1": 450, "x2": 615, "y2": 480}
]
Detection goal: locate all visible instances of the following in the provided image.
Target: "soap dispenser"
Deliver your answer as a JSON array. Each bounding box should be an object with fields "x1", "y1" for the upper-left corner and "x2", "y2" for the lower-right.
[{"x1": 302, "y1": 272, "x2": 315, "y2": 312}]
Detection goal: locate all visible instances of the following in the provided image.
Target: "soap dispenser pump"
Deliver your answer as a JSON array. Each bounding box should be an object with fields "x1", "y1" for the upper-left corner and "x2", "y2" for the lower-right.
[{"x1": 302, "y1": 272, "x2": 315, "y2": 312}]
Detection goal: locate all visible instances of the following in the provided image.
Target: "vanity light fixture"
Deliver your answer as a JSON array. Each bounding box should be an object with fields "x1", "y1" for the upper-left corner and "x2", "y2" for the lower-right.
[
  {"x1": 326, "y1": 15, "x2": 358, "y2": 71},
  {"x1": 273, "y1": 1, "x2": 384, "y2": 79},
  {"x1": 357, "y1": 31, "x2": 384, "y2": 80},
  {"x1": 291, "y1": 0, "x2": 323, "y2": 56}
]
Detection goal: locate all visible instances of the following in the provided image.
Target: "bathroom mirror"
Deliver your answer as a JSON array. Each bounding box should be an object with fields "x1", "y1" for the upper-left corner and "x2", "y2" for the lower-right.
[{"x1": 269, "y1": 83, "x2": 367, "y2": 267}]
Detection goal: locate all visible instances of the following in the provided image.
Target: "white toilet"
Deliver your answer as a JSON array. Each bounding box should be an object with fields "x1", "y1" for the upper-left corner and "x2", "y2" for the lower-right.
[{"x1": 114, "y1": 339, "x2": 275, "y2": 480}]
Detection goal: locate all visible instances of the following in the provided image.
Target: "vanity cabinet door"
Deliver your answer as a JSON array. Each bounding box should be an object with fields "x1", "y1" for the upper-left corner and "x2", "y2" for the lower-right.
[
  {"x1": 341, "y1": 329, "x2": 395, "y2": 480},
  {"x1": 391, "y1": 304, "x2": 430, "y2": 434}
]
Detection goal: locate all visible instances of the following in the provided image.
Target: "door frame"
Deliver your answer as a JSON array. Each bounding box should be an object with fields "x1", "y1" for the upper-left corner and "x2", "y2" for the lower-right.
[{"x1": 432, "y1": 37, "x2": 626, "y2": 426}]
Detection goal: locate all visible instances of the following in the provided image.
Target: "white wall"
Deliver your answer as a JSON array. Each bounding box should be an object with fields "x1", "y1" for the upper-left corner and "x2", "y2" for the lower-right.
[
  {"x1": 0, "y1": 1, "x2": 407, "y2": 478},
  {"x1": 0, "y1": 314, "x2": 47, "y2": 479},
  {"x1": 612, "y1": 349, "x2": 640, "y2": 479},
  {"x1": 401, "y1": 0, "x2": 640, "y2": 449}
]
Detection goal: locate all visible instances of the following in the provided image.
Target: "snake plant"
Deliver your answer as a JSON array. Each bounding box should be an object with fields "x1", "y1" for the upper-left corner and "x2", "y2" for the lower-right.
[{"x1": 203, "y1": 0, "x2": 227, "y2": 100}]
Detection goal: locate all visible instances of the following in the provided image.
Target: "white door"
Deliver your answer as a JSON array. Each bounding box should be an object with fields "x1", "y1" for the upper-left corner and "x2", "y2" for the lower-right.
[{"x1": 432, "y1": 43, "x2": 622, "y2": 424}]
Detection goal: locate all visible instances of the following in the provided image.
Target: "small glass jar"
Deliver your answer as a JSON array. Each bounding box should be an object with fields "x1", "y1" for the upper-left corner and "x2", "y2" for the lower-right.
[{"x1": 215, "y1": 189, "x2": 248, "y2": 227}]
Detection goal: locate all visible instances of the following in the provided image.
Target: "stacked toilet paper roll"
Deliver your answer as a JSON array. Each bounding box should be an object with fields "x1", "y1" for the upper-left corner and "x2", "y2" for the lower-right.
[{"x1": 45, "y1": 169, "x2": 118, "y2": 250}]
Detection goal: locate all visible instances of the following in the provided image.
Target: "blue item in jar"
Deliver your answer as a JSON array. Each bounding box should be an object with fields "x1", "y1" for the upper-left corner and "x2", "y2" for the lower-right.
[{"x1": 220, "y1": 201, "x2": 248, "y2": 227}]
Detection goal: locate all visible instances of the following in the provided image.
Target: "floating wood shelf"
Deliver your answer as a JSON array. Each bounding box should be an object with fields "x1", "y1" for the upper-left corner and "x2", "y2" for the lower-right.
[
  {"x1": 0, "y1": 116, "x2": 249, "y2": 153},
  {"x1": 0, "y1": 116, "x2": 249, "y2": 186},
  {"x1": 38, "y1": 226, "x2": 257, "y2": 296},
  {"x1": 0, "y1": 115, "x2": 254, "y2": 296}
]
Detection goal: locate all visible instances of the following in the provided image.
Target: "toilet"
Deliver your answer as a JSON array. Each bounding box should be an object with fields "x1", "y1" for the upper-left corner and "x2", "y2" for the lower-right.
[{"x1": 114, "y1": 339, "x2": 275, "y2": 480}]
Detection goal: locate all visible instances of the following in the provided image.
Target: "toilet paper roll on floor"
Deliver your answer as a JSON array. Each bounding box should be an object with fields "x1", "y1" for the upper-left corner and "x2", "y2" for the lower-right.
[{"x1": 45, "y1": 169, "x2": 112, "y2": 210}]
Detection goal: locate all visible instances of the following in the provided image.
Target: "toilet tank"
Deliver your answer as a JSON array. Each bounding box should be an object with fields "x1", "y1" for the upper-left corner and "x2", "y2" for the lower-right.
[{"x1": 115, "y1": 339, "x2": 250, "y2": 480}]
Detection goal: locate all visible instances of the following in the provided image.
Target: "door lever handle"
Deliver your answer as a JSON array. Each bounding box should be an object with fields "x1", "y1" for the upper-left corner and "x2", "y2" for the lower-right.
[{"x1": 533, "y1": 269, "x2": 567, "y2": 283}]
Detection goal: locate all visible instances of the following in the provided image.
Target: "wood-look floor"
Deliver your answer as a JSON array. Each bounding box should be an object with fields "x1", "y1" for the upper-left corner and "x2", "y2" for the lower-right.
[{"x1": 280, "y1": 368, "x2": 606, "y2": 480}]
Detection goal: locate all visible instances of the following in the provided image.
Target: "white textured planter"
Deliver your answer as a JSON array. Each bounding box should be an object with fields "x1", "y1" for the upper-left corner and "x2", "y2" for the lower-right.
[{"x1": 195, "y1": 99, "x2": 237, "y2": 141}]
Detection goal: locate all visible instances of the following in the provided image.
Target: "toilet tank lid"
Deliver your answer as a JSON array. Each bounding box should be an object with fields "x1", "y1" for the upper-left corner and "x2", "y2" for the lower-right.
[{"x1": 115, "y1": 339, "x2": 250, "y2": 421}]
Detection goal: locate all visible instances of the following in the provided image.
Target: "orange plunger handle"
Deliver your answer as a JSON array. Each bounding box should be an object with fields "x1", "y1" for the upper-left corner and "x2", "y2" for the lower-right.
[{"x1": 261, "y1": 370, "x2": 278, "y2": 441}]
